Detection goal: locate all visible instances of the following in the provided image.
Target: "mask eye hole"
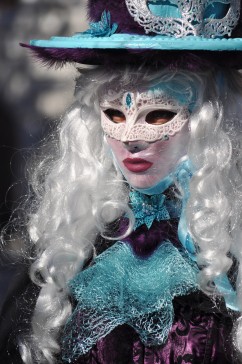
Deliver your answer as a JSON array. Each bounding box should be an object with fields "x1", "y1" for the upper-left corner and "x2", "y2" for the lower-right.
[
  {"x1": 103, "y1": 109, "x2": 126, "y2": 123},
  {"x1": 145, "y1": 110, "x2": 177, "y2": 125}
]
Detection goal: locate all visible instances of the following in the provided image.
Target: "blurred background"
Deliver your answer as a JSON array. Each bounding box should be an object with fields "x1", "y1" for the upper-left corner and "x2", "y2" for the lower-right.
[
  {"x1": 0, "y1": 4, "x2": 89, "y2": 353},
  {"x1": 0, "y1": 0, "x2": 88, "y2": 229}
]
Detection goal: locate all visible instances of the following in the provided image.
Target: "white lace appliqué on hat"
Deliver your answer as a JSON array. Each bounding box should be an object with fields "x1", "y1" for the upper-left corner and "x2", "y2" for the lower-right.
[{"x1": 125, "y1": 0, "x2": 240, "y2": 38}]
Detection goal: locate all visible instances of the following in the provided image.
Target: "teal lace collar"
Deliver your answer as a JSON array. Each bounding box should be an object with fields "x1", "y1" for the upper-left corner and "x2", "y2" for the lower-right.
[{"x1": 62, "y1": 241, "x2": 198, "y2": 362}]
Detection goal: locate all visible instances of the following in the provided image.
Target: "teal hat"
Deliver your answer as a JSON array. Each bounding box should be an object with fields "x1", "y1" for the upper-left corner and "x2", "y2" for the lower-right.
[{"x1": 21, "y1": 0, "x2": 242, "y2": 68}]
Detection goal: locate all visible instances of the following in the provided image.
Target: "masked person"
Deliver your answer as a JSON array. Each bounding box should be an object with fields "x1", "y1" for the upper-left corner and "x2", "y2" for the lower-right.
[{"x1": 19, "y1": 1, "x2": 242, "y2": 363}]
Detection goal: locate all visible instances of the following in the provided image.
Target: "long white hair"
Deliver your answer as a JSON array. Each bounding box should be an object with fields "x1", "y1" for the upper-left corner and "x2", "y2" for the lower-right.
[{"x1": 18, "y1": 64, "x2": 242, "y2": 363}]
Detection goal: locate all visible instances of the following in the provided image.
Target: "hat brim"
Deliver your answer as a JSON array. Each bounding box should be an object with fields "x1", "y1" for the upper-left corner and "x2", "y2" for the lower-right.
[{"x1": 20, "y1": 33, "x2": 242, "y2": 69}]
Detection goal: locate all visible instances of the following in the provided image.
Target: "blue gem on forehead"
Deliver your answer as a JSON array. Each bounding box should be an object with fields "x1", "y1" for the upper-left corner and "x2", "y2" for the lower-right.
[{"x1": 125, "y1": 93, "x2": 132, "y2": 109}]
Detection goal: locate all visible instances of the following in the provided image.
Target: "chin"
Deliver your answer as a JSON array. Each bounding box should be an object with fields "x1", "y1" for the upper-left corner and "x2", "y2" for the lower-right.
[{"x1": 125, "y1": 174, "x2": 161, "y2": 189}]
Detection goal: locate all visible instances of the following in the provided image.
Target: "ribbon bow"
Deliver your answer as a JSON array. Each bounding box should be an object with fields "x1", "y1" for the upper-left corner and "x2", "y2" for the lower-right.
[
  {"x1": 82, "y1": 11, "x2": 118, "y2": 37},
  {"x1": 129, "y1": 190, "x2": 171, "y2": 230}
]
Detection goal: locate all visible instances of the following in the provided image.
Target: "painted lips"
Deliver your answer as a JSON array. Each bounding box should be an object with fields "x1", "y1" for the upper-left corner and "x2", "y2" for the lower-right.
[{"x1": 123, "y1": 158, "x2": 153, "y2": 172}]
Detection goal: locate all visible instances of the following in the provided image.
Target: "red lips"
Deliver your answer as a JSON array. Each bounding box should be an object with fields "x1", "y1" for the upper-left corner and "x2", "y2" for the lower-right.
[{"x1": 123, "y1": 158, "x2": 153, "y2": 172}]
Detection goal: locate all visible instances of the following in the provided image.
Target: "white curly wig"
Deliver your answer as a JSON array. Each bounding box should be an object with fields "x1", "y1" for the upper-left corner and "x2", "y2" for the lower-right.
[{"x1": 18, "y1": 63, "x2": 242, "y2": 363}]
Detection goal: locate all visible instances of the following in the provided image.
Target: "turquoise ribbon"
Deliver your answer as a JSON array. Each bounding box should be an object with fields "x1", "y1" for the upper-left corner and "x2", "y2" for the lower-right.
[{"x1": 134, "y1": 159, "x2": 239, "y2": 311}]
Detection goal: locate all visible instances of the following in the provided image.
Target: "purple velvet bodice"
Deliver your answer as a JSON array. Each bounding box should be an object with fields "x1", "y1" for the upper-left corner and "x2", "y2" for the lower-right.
[{"x1": 75, "y1": 293, "x2": 236, "y2": 364}]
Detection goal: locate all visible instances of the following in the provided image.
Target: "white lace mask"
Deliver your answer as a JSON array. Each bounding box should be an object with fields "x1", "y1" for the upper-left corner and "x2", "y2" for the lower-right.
[{"x1": 100, "y1": 90, "x2": 190, "y2": 142}]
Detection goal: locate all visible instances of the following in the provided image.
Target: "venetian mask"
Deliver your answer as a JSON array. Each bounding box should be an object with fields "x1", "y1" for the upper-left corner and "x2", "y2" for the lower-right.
[{"x1": 100, "y1": 86, "x2": 192, "y2": 190}]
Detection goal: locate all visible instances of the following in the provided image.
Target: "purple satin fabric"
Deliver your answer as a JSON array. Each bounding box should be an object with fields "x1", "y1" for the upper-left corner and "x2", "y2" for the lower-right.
[{"x1": 120, "y1": 219, "x2": 180, "y2": 258}]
